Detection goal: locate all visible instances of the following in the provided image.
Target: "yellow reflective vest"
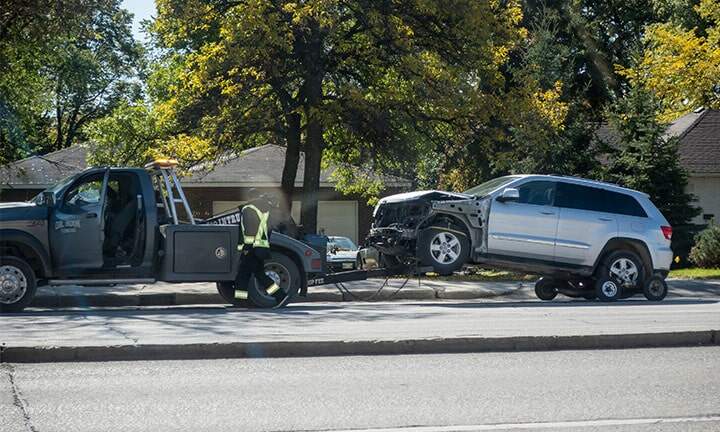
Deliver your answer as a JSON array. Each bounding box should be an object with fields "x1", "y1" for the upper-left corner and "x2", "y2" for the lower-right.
[{"x1": 239, "y1": 204, "x2": 270, "y2": 249}]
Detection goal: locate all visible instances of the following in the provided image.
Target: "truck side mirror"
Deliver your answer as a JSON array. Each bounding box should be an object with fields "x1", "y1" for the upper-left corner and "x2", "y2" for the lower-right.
[
  {"x1": 496, "y1": 188, "x2": 520, "y2": 203},
  {"x1": 42, "y1": 191, "x2": 55, "y2": 207}
]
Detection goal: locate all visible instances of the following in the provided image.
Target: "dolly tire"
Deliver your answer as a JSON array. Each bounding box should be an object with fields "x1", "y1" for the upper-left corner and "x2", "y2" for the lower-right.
[
  {"x1": 534, "y1": 277, "x2": 559, "y2": 301},
  {"x1": 643, "y1": 275, "x2": 668, "y2": 301}
]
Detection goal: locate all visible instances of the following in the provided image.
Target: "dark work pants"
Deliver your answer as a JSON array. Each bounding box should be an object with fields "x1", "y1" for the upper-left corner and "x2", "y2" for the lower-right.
[{"x1": 235, "y1": 247, "x2": 274, "y2": 292}]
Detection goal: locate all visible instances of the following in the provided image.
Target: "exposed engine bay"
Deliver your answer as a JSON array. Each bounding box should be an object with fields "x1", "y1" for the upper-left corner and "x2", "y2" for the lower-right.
[{"x1": 364, "y1": 190, "x2": 491, "y2": 269}]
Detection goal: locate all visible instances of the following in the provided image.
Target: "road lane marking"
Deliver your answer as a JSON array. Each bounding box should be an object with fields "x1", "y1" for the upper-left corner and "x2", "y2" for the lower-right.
[{"x1": 323, "y1": 414, "x2": 720, "y2": 431}]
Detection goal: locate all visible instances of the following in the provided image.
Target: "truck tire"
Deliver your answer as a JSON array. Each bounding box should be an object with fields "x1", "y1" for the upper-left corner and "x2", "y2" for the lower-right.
[
  {"x1": 596, "y1": 249, "x2": 644, "y2": 299},
  {"x1": 0, "y1": 256, "x2": 38, "y2": 313},
  {"x1": 247, "y1": 252, "x2": 301, "y2": 309},
  {"x1": 216, "y1": 281, "x2": 253, "y2": 308},
  {"x1": 418, "y1": 226, "x2": 469, "y2": 275}
]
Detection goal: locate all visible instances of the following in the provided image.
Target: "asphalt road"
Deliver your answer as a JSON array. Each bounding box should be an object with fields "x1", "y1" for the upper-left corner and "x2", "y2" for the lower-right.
[{"x1": 2, "y1": 347, "x2": 719, "y2": 432}]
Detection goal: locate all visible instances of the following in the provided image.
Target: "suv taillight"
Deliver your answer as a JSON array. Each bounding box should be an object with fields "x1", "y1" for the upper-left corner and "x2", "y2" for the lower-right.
[{"x1": 661, "y1": 226, "x2": 673, "y2": 240}]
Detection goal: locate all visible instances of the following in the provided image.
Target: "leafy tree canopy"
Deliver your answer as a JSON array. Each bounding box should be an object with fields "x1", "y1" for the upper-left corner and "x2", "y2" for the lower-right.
[
  {"x1": 620, "y1": 0, "x2": 720, "y2": 122},
  {"x1": 601, "y1": 86, "x2": 700, "y2": 226},
  {"x1": 0, "y1": 0, "x2": 143, "y2": 164}
]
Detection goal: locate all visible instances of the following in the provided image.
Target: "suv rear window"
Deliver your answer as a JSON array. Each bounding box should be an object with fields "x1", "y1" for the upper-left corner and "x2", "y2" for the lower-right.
[{"x1": 555, "y1": 182, "x2": 647, "y2": 217}]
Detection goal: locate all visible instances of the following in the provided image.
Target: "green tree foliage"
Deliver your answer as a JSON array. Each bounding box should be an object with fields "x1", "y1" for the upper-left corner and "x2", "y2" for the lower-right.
[
  {"x1": 621, "y1": 0, "x2": 720, "y2": 122},
  {"x1": 689, "y1": 223, "x2": 720, "y2": 268},
  {"x1": 601, "y1": 87, "x2": 700, "y2": 226},
  {"x1": 143, "y1": 0, "x2": 527, "y2": 233},
  {"x1": 0, "y1": 0, "x2": 142, "y2": 163}
]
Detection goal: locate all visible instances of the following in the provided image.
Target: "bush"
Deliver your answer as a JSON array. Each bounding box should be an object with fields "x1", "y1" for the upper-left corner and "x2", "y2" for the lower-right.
[
  {"x1": 671, "y1": 224, "x2": 706, "y2": 268},
  {"x1": 689, "y1": 224, "x2": 720, "y2": 268}
]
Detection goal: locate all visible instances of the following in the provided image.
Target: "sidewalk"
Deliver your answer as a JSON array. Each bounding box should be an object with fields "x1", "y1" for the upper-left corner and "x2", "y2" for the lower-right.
[
  {"x1": 3, "y1": 297, "x2": 719, "y2": 362},
  {"x1": 30, "y1": 278, "x2": 525, "y2": 308}
]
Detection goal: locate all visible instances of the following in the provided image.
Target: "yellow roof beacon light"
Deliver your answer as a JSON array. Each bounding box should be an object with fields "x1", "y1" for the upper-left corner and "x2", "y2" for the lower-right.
[{"x1": 145, "y1": 158, "x2": 179, "y2": 170}]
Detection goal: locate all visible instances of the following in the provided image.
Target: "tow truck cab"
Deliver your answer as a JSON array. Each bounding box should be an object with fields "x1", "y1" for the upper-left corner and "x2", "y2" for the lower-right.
[{"x1": 26, "y1": 163, "x2": 243, "y2": 282}]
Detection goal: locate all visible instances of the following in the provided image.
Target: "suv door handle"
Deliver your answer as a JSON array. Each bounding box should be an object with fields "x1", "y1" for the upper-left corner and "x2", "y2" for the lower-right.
[
  {"x1": 539, "y1": 211, "x2": 555, "y2": 215},
  {"x1": 598, "y1": 217, "x2": 613, "y2": 221},
  {"x1": 86, "y1": 212, "x2": 98, "y2": 219}
]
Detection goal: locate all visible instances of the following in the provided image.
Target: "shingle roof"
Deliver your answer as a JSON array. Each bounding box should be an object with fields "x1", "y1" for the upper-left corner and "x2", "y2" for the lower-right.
[
  {"x1": 0, "y1": 145, "x2": 89, "y2": 188},
  {"x1": 0, "y1": 143, "x2": 412, "y2": 189},
  {"x1": 184, "y1": 144, "x2": 412, "y2": 187},
  {"x1": 594, "y1": 108, "x2": 720, "y2": 174},
  {"x1": 674, "y1": 109, "x2": 720, "y2": 174}
]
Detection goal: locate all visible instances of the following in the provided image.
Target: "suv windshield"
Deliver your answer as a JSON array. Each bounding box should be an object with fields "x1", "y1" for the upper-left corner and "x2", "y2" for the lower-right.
[{"x1": 464, "y1": 176, "x2": 519, "y2": 197}]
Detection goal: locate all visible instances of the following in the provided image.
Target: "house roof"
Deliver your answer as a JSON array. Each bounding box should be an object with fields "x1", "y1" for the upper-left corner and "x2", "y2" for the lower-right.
[
  {"x1": 0, "y1": 143, "x2": 412, "y2": 189},
  {"x1": 0, "y1": 145, "x2": 89, "y2": 189},
  {"x1": 184, "y1": 144, "x2": 412, "y2": 188},
  {"x1": 673, "y1": 109, "x2": 720, "y2": 174},
  {"x1": 594, "y1": 108, "x2": 720, "y2": 174}
]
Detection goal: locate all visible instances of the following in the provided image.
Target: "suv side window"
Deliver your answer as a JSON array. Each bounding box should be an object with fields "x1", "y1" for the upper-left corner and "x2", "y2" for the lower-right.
[
  {"x1": 605, "y1": 191, "x2": 647, "y2": 217},
  {"x1": 555, "y1": 182, "x2": 647, "y2": 217},
  {"x1": 517, "y1": 181, "x2": 555, "y2": 206}
]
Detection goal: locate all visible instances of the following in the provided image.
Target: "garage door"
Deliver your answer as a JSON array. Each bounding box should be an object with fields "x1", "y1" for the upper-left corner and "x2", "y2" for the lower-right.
[{"x1": 317, "y1": 201, "x2": 358, "y2": 244}]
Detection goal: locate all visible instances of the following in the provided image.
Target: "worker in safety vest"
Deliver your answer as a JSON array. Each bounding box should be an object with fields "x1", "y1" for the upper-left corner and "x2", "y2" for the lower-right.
[{"x1": 234, "y1": 191, "x2": 281, "y2": 301}]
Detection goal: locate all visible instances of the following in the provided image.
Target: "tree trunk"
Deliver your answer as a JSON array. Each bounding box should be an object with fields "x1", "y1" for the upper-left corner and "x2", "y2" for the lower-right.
[
  {"x1": 299, "y1": 23, "x2": 325, "y2": 236},
  {"x1": 280, "y1": 113, "x2": 301, "y2": 220}
]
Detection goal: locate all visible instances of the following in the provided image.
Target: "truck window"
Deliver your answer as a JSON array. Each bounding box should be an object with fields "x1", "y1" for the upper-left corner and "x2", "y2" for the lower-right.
[{"x1": 63, "y1": 175, "x2": 104, "y2": 208}]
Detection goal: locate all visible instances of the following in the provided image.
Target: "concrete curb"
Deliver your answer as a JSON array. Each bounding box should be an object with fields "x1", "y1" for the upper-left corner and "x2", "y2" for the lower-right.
[
  {"x1": 29, "y1": 284, "x2": 522, "y2": 308},
  {"x1": 1, "y1": 330, "x2": 717, "y2": 363}
]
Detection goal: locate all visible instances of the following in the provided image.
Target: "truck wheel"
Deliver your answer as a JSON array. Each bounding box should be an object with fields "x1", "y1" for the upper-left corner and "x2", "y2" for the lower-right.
[
  {"x1": 247, "y1": 252, "x2": 301, "y2": 309},
  {"x1": 216, "y1": 281, "x2": 253, "y2": 308},
  {"x1": 0, "y1": 256, "x2": 37, "y2": 313},
  {"x1": 418, "y1": 227, "x2": 469, "y2": 275}
]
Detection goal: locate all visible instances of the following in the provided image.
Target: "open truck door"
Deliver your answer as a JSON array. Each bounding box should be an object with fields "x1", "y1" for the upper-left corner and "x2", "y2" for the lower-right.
[{"x1": 50, "y1": 168, "x2": 110, "y2": 271}]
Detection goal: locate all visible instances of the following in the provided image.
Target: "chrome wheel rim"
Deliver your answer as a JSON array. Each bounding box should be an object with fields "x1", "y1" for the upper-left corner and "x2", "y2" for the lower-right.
[
  {"x1": 647, "y1": 279, "x2": 665, "y2": 297},
  {"x1": 0, "y1": 265, "x2": 27, "y2": 305},
  {"x1": 259, "y1": 263, "x2": 290, "y2": 295},
  {"x1": 430, "y1": 232, "x2": 461, "y2": 265},
  {"x1": 601, "y1": 280, "x2": 618, "y2": 298},
  {"x1": 609, "y1": 258, "x2": 639, "y2": 286}
]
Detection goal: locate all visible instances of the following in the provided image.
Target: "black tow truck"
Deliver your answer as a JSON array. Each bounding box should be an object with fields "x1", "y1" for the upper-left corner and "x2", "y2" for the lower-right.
[{"x1": 0, "y1": 160, "x2": 422, "y2": 312}]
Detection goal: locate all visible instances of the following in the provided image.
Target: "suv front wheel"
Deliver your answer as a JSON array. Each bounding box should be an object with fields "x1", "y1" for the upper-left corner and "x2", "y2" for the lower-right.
[
  {"x1": 0, "y1": 256, "x2": 38, "y2": 313},
  {"x1": 418, "y1": 226, "x2": 470, "y2": 275}
]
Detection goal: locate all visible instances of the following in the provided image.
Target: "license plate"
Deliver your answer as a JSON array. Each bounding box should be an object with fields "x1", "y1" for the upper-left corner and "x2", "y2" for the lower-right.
[{"x1": 342, "y1": 262, "x2": 353, "y2": 269}]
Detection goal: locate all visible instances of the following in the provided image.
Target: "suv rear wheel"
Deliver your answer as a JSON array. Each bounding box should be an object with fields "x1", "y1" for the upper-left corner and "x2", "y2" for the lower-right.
[
  {"x1": 418, "y1": 226, "x2": 469, "y2": 275},
  {"x1": 595, "y1": 250, "x2": 644, "y2": 301},
  {"x1": 0, "y1": 256, "x2": 38, "y2": 313}
]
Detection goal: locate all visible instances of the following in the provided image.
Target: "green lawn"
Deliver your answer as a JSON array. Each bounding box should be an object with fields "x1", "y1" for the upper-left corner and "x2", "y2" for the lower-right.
[
  {"x1": 429, "y1": 269, "x2": 537, "y2": 282},
  {"x1": 668, "y1": 268, "x2": 720, "y2": 280}
]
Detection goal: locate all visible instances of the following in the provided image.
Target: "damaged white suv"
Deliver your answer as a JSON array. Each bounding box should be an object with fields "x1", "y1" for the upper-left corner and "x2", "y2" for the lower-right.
[{"x1": 364, "y1": 175, "x2": 674, "y2": 302}]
